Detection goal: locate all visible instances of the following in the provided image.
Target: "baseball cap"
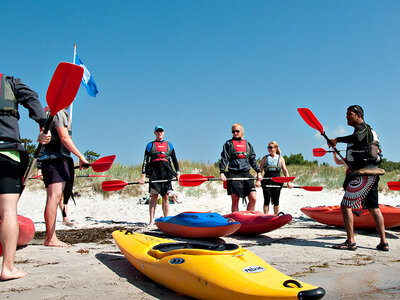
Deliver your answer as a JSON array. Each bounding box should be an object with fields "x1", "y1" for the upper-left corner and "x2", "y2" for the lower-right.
[{"x1": 154, "y1": 125, "x2": 164, "y2": 132}]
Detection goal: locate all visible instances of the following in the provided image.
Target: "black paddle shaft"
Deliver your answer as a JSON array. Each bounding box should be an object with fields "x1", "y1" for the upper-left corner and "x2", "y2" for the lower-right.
[{"x1": 321, "y1": 132, "x2": 351, "y2": 170}]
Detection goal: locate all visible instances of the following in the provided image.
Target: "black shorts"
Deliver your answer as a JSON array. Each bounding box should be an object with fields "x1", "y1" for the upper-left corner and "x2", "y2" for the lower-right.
[
  {"x1": 261, "y1": 179, "x2": 282, "y2": 206},
  {"x1": 41, "y1": 159, "x2": 71, "y2": 188},
  {"x1": 363, "y1": 176, "x2": 379, "y2": 209},
  {"x1": 0, "y1": 155, "x2": 22, "y2": 194},
  {"x1": 226, "y1": 171, "x2": 256, "y2": 198}
]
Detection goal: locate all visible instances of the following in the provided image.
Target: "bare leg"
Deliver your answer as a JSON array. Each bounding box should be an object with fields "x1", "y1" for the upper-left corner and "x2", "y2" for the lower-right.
[
  {"x1": 263, "y1": 205, "x2": 269, "y2": 214},
  {"x1": 273, "y1": 205, "x2": 280, "y2": 215},
  {"x1": 44, "y1": 182, "x2": 69, "y2": 247},
  {"x1": 369, "y1": 208, "x2": 387, "y2": 244},
  {"x1": 247, "y1": 191, "x2": 257, "y2": 211},
  {"x1": 0, "y1": 194, "x2": 26, "y2": 280},
  {"x1": 341, "y1": 206, "x2": 355, "y2": 243},
  {"x1": 148, "y1": 193, "x2": 158, "y2": 227},
  {"x1": 231, "y1": 194, "x2": 240, "y2": 212},
  {"x1": 162, "y1": 195, "x2": 169, "y2": 217},
  {"x1": 59, "y1": 198, "x2": 73, "y2": 226}
]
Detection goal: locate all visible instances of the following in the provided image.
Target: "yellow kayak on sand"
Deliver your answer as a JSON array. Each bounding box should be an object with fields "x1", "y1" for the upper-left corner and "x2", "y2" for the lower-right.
[{"x1": 112, "y1": 230, "x2": 325, "y2": 299}]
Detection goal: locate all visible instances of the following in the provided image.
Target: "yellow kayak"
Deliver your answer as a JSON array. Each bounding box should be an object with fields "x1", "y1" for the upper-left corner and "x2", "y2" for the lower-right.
[{"x1": 112, "y1": 230, "x2": 325, "y2": 299}]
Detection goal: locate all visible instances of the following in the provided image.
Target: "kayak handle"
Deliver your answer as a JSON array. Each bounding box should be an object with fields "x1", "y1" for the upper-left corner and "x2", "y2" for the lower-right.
[{"x1": 283, "y1": 279, "x2": 303, "y2": 288}]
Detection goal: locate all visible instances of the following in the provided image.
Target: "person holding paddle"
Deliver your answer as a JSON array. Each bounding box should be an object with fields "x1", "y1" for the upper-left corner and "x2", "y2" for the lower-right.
[
  {"x1": 257, "y1": 141, "x2": 293, "y2": 215},
  {"x1": 139, "y1": 125, "x2": 180, "y2": 227},
  {"x1": 0, "y1": 73, "x2": 51, "y2": 280},
  {"x1": 329, "y1": 105, "x2": 388, "y2": 251},
  {"x1": 219, "y1": 123, "x2": 262, "y2": 212},
  {"x1": 38, "y1": 108, "x2": 88, "y2": 247}
]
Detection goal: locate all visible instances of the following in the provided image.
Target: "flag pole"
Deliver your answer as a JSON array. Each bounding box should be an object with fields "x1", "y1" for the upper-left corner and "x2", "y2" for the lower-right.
[{"x1": 70, "y1": 44, "x2": 77, "y2": 124}]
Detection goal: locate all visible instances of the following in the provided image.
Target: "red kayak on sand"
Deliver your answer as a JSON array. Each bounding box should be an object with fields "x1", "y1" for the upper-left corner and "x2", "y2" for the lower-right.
[
  {"x1": 301, "y1": 204, "x2": 400, "y2": 229},
  {"x1": 0, "y1": 215, "x2": 35, "y2": 256},
  {"x1": 223, "y1": 211, "x2": 292, "y2": 235}
]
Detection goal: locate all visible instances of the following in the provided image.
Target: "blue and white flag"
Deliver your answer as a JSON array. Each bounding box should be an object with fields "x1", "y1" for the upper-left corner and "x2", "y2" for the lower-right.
[{"x1": 74, "y1": 54, "x2": 99, "y2": 97}]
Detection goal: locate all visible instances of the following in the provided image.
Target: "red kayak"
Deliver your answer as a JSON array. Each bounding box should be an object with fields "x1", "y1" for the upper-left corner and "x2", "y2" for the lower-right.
[
  {"x1": 223, "y1": 211, "x2": 292, "y2": 235},
  {"x1": 301, "y1": 204, "x2": 400, "y2": 229},
  {"x1": 0, "y1": 215, "x2": 35, "y2": 256}
]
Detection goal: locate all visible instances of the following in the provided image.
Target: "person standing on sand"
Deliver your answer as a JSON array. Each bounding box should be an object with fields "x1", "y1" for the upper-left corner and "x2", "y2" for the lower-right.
[
  {"x1": 219, "y1": 123, "x2": 263, "y2": 212},
  {"x1": 38, "y1": 108, "x2": 88, "y2": 247},
  {"x1": 256, "y1": 141, "x2": 293, "y2": 215},
  {"x1": 139, "y1": 125, "x2": 180, "y2": 227},
  {"x1": 0, "y1": 73, "x2": 51, "y2": 280},
  {"x1": 329, "y1": 105, "x2": 388, "y2": 251}
]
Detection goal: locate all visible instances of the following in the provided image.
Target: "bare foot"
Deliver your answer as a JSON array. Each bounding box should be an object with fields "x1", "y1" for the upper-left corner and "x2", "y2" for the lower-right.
[
  {"x1": 63, "y1": 219, "x2": 74, "y2": 227},
  {"x1": 44, "y1": 239, "x2": 70, "y2": 248},
  {"x1": 147, "y1": 222, "x2": 155, "y2": 228},
  {"x1": 1, "y1": 267, "x2": 26, "y2": 281}
]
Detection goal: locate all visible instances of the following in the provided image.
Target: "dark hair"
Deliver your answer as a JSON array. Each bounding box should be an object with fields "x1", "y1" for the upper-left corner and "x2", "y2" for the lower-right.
[{"x1": 347, "y1": 105, "x2": 364, "y2": 119}]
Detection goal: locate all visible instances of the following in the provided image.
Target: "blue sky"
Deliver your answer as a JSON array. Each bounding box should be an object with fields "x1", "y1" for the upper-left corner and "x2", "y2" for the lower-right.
[{"x1": 3, "y1": 1, "x2": 400, "y2": 166}]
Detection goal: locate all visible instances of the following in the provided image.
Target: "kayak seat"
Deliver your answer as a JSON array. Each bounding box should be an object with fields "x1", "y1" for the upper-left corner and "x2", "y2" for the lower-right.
[{"x1": 152, "y1": 242, "x2": 239, "y2": 252}]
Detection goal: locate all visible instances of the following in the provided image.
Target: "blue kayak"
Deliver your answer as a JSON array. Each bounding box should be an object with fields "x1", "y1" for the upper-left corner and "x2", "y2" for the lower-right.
[{"x1": 155, "y1": 212, "x2": 241, "y2": 238}]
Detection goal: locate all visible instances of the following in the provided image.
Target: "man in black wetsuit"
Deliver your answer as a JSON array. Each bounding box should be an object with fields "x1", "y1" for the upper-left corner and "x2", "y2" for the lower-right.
[
  {"x1": 139, "y1": 125, "x2": 180, "y2": 227},
  {"x1": 329, "y1": 105, "x2": 388, "y2": 251}
]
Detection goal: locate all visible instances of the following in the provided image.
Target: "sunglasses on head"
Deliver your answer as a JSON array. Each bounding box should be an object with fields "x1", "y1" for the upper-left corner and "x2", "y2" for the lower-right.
[{"x1": 232, "y1": 130, "x2": 240, "y2": 134}]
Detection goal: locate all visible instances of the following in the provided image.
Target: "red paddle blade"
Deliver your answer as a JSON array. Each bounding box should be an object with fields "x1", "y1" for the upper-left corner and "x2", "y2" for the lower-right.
[
  {"x1": 301, "y1": 186, "x2": 323, "y2": 191},
  {"x1": 297, "y1": 108, "x2": 324, "y2": 134},
  {"x1": 313, "y1": 148, "x2": 327, "y2": 157},
  {"x1": 271, "y1": 176, "x2": 296, "y2": 183},
  {"x1": 387, "y1": 181, "x2": 400, "y2": 191},
  {"x1": 223, "y1": 180, "x2": 228, "y2": 189},
  {"x1": 91, "y1": 155, "x2": 116, "y2": 172},
  {"x1": 46, "y1": 62, "x2": 84, "y2": 116},
  {"x1": 179, "y1": 174, "x2": 208, "y2": 187},
  {"x1": 101, "y1": 180, "x2": 128, "y2": 191}
]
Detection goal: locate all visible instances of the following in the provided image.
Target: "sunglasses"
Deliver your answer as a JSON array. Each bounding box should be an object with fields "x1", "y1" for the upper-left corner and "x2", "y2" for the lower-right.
[
  {"x1": 267, "y1": 146, "x2": 275, "y2": 149},
  {"x1": 156, "y1": 130, "x2": 164, "y2": 133},
  {"x1": 232, "y1": 130, "x2": 240, "y2": 134}
]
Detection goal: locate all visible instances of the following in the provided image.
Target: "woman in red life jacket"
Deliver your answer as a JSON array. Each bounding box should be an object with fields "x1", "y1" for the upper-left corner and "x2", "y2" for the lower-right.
[
  {"x1": 140, "y1": 125, "x2": 180, "y2": 227},
  {"x1": 219, "y1": 123, "x2": 262, "y2": 212},
  {"x1": 257, "y1": 141, "x2": 292, "y2": 215}
]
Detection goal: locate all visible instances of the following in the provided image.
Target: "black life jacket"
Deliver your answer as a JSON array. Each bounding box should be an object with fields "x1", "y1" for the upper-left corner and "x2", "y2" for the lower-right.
[
  {"x1": 346, "y1": 124, "x2": 382, "y2": 167},
  {"x1": 230, "y1": 139, "x2": 250, "y2": 160},
  {"x1": 39, "y1": 110, "x2": 71, "y2": 160},
  {"x1": 150, "y1": 141, "x2": 171, "y2": 162},
  {"x1": 0, "y1": 73, "x2": 19, "y2": 119}
]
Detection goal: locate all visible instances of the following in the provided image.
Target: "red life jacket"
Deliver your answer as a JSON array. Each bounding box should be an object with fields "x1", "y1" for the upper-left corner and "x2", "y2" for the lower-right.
[
  {"x1": 230, "y1": 139, "x2": 250, "y2": 159},
  {"x1": 150, "y1": 141, "x2": 171, "y2": 162}
]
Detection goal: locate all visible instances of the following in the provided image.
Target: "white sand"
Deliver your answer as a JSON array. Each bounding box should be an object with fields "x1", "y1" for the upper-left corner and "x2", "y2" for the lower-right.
[{"x1": 1, "y1": 183, "x2": 399, "y2": 299}]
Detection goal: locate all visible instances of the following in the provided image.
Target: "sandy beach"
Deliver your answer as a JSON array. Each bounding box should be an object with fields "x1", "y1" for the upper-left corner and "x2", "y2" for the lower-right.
[{"x1": 2, "y1": 184, "x2": 400, "y2": 299}]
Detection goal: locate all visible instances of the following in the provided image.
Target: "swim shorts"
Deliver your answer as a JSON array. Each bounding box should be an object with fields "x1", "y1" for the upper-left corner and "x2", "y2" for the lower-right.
[
  {"x1": 0, "y1": 155, "x2": 21, "y2": 194},
  {"x1": 41, "y1": 159, "x2": 71, "y2": 188}
]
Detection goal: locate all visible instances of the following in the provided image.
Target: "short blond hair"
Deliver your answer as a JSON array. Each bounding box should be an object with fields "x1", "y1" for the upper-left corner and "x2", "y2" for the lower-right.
[{"x1": 231, "y1": 123, "x2": 244, "y2": 138}]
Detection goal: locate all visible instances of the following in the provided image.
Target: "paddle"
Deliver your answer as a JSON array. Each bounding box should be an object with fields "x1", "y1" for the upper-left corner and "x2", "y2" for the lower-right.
[
  {"x1": 298, "y1": 108, "x2": 350, "y2": 169},
  {"x1": 74, "y1": 155, "x2": 116, "y2": 172},
  {"x1": 261, "y1": 185, "x2": 323, "y2": 192},
  {"x1": 313, "y1": 148, "x2": 344, "y2": 157},
  {"x1": 30, "y1": 174, "x2": 110, "y2": 180},
  {"x1": 101, "y1": 175, "x2": 217, "y2": 192},
  {"x1": 21, "y1": 62, "x2": 84, "y2": 194},
  {"x1": 387, "y1": 181, "x2": 400, "y2": 191},
  {"x1": 175, "y1": 174, "x2": 295, "y2": 187}
]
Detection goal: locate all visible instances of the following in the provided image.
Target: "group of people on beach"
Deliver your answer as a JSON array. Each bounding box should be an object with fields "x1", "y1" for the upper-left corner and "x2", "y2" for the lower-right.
[
  {"x1": 137, "y1": 106, "x2": 389, "y2": 253},
  {"x1": 138, "y1": 122, "x2": 293, "y2": 227},
  {"x1": 0, "y1": 71, "x2": 389, "y2": 282}
]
